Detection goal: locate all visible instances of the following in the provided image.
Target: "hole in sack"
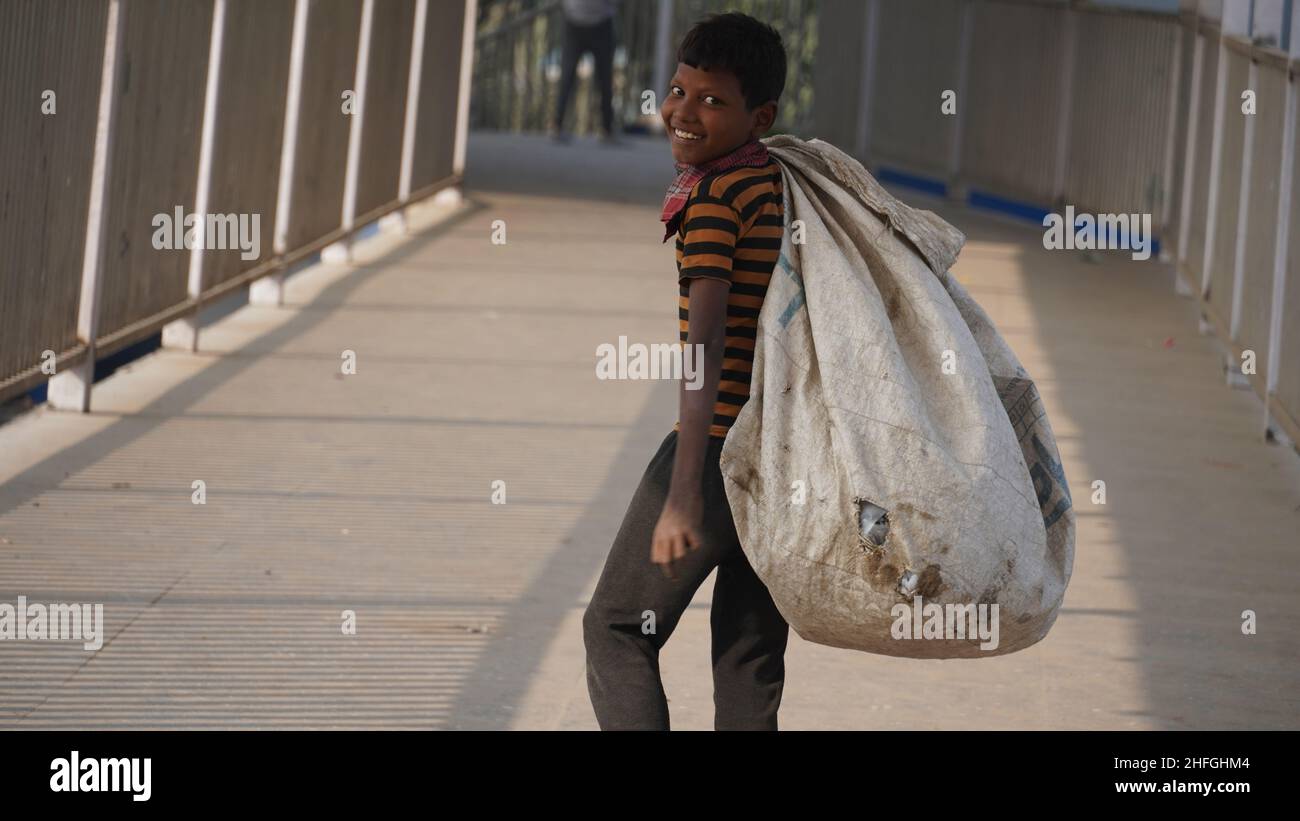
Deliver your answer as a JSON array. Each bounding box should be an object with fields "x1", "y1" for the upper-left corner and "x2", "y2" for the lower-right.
[
  {"x1": 855, "y1": 499, "x2": 890, "y2": 551},
  {"x1": 897, "y1": 569, "x2": 918, "y2": 596}
]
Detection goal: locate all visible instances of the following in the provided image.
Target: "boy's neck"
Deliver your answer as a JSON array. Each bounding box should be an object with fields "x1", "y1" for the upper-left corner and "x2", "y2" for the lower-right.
[{"x1": 687, "y1": 136, "x2": 760, "y2": 169}]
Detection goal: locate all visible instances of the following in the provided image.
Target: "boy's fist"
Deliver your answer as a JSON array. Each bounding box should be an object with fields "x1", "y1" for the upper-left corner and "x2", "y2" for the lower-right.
[{"x1": 650, "y1": 501, "x2": 703, "y2": 580}]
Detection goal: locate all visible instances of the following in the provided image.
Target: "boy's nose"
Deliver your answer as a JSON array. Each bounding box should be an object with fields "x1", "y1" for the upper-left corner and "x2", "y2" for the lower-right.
[{"x1": 675, "y1": 101, "x2": 701, "y2": 123}]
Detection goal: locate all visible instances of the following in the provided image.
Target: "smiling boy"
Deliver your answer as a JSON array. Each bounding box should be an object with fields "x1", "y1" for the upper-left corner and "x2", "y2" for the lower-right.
[{"x1": 582, "y1": 13, "x2": 790, "y2": 731}]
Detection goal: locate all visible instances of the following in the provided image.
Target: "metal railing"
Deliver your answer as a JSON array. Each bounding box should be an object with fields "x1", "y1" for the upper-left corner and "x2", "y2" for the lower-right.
[
  {"x1": 815, "y1": 0, "x2": 1300, "y2": 452},
  {"x1": 470, "y1": 0, "x2": 817, "y2": 137},
  {"x1": 1176, "y1": 16, "x2": 1300, "y2": 448},
  {"x1": 0, "y1": 0, "x2": 476, "y2": 410}
]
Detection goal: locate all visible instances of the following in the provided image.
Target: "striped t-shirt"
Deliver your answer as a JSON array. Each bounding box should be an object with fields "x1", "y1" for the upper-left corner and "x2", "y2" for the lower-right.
[{"x1": 674, "y1": 160, "x2": 784, "y2": 439}]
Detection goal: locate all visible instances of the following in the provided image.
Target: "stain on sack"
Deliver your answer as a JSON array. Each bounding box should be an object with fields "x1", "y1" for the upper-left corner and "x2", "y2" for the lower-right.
[
  {"x1": 915, "y1": 564, "x2": 946, "y2": 598},
  {"x1": 869, "y1": 556, "x2": 901, "y2": 590},
  {"x1": 894, "y1": 501, "x2": 937, "y2": 522},
  {"x1": 731, "y1": 468, "x2": 755, "y2": 494},
  {"x1": 886, "y1": 289, "x2": 902, "y2": 320}
]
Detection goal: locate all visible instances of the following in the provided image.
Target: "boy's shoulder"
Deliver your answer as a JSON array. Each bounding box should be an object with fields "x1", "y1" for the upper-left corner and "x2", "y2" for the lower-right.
[{"x1": 687, "y1": 159, "x2": 783, "y2": 212}]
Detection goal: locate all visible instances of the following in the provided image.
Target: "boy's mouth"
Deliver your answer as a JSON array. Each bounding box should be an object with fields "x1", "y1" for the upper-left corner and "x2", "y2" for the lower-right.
[{"x1": 671, "y1": 126, "x2": 705, "y2": 142}]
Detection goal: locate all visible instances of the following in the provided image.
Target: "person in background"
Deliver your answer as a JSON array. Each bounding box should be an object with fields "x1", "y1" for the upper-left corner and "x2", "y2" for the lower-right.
[{"x1": 552, "y1": 0, "x2": 619, "y2": 143}]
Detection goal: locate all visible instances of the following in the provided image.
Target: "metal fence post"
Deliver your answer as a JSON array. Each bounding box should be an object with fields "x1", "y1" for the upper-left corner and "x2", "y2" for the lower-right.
[
  {"x1": 854, "y1": 0, "x2": 881, "y2": 163},
  {"x1": 1176, "y1": 26, "x2": 1204, "y2": 295},
  {"x1": 1200, "y1": 31, "x2": 1229, "y2": 304},
  {"x1": 253, "y1": 0, "x2": 311, "y2": 307},
  {"x1": 381, "y1": 0, "x2": 429, "y2": 234},
  {"x1": 323, "y1": 0, "x2": 374, "y2": 263},
  {"x1": 652, "y1": 0, "x2": 675, "y2": 118},
  {"x1": 1159, "y1": 24, "x2": 1185, "y2": 259},
  {"x1": 47, "y1": 0, "x2": 125, "y2": 413},
  {"x1": 1051, "y1": 3, "x2": 1078, "y2": 207},
  {"x1": 948, "y1": 0, "x2": 975, "y2": 200},
  {"x1": 162, "y1": 0, "x2": 227, "y2": 352},
  {"x1": 1228, "y1": 58, "x2": 1257, "y2": 351},
  {"x1": 436, "y1": 0, "x2": 477, "y2": 208}
]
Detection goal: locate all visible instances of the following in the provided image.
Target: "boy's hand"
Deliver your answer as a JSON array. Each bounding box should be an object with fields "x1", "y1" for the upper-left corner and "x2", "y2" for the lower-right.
[{"x1": 651, "y1": 499, "x2": 704, "y2": 580}]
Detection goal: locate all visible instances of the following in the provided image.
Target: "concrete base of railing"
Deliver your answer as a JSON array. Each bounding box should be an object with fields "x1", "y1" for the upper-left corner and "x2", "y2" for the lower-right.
[
  {"x1": 379, "y1": 211, "x2": 408, "y2": 235},
  {"x1": 248, "y1": 272, "x2": 285, "y2": 307},
  {"x1": 161, "y1": 317, "x2": 200, "y2": 352},
  {"x1": 46, "y1": 361, "x2": 95, "y2": 413},
  {"x1": 321, "y1": 240, "x2": 352, "y2": 264}
]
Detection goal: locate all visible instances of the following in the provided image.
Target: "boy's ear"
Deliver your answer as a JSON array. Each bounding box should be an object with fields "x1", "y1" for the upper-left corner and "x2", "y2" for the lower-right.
[{"x1": 751, "y1": 101, "x2": 778, "y2": 136}]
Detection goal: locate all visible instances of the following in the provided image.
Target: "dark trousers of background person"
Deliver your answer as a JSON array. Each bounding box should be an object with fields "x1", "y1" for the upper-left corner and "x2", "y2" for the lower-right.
[
  {"x1": 583, "y1": 430, "x2": 791, "y2": 730},
  {"x1": 553, "y1": 16, "x2": 615, "y2": 136}
]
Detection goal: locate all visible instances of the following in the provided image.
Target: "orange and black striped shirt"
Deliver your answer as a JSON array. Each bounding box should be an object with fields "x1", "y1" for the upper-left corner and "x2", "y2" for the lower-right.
[{"x1": 674, "y1": 160, "x2": 784, "y2": 439}]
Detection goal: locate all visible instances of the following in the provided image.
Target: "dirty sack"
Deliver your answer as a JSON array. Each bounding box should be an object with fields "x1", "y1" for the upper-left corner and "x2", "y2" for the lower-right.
[{"x1": 719, "y1": 135, "x2": 1075, "y2": 658}]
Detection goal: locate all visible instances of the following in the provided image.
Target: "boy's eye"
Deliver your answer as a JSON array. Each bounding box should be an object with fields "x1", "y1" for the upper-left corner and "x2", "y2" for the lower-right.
[
  {"x1": 704, "y1": 95, "x2": 722, "y2": 105},
  {"x1": 669, "y1": 85, "x2": 684, "y2": 97}
]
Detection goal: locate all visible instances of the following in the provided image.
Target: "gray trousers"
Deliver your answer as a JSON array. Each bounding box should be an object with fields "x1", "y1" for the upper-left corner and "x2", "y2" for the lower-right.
[{"x1": 582, "y1": 430, "x2": 790, "y2": 730}]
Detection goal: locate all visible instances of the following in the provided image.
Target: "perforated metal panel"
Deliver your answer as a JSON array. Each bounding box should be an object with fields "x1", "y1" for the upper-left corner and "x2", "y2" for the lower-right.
[
  {"x1": 411, "y1": 0, "x2": 469, "y2": 191},
  {"x1": 354, "y1": 0, "x2": 416, "y2": 219},
  {"x1": 282, "y1": 0, "x2": 363, "y2": 252},
  {"x1": 961, "y1": 0, "x2": 1070, "y2": 203},
  {"x1": 1065, "y1": 10, "x2": 1179, "y2": 222},
  {"x1": 868, "y1": 0, "x2": 965, "y2": 178},
  {"x1": 1236, "y1": 61, "x2": 1287, "y2": 381},
  {"x1": 96, "y1": 0, "x2": 213, "y2": 347},
  {"x1": 1275, "y1": 86, "x2": 1300, "y2": 429},
  {"x1": 0, "y1": 0, "x2": 110, "y2": 397},
  {"x1": 202, "y1": 0, "x2": 295, "y2": 288}
]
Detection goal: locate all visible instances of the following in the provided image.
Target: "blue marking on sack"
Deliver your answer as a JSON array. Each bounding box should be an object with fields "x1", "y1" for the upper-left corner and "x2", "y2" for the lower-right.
[{"x1": 776, "y1": 250, "x2": 805, "y2": 329}]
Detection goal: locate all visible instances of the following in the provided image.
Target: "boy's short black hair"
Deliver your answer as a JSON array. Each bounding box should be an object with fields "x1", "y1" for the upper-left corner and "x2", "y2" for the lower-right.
[{"x1": 677, "y1": 12, "x2": 786, "y2": 110}]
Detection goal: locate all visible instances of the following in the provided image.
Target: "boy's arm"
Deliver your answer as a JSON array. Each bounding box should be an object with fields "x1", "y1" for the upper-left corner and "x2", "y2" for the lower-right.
[
  {"x1": 651, "y1": 189, "x2": 740, "y2": 579},
  {"x1": 651, "y1": 276, "x2": 729, "y2": 578}
]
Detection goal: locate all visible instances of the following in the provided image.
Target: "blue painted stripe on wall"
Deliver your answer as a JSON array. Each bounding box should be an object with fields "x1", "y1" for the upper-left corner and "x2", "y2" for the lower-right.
[{"x1": 876, "y1": 166, "x2": 948, "y2": 197}]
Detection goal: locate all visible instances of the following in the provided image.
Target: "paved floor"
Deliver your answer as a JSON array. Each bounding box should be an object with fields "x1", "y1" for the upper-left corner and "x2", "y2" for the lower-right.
[{"x1": 1, "y1": 132, "x2": 1298, "y2": 729}]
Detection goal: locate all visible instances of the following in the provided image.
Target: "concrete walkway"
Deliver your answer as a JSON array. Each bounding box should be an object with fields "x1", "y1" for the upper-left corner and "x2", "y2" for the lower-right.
[{"x1": 1, "y1": 132, "x2": 1297, "y2": 729}]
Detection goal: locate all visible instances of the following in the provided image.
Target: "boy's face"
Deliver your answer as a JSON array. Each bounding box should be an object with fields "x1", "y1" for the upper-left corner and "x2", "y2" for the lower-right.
[{"x1": 661, "y1": 62, "x2": 776, "y2": 165}]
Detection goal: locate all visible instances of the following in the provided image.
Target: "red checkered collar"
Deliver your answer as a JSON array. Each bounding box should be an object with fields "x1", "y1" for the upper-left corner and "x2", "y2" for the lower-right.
[{"x1": 661, "y1": 138, "x2": 769, "y2": 242}]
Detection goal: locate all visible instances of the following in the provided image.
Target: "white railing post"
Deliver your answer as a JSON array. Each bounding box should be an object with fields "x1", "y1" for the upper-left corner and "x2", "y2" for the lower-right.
[
  {"x1": 323, "y1": 0, "x2": 374, "y2": 263},
  {"x1": 436, "y1": 0, "x2": 477, "y2": 208},
  {"x1": 163, "y1": 0, "x2": 226, "y2": 352},
  {"x1": 1227, "y1": 58, "x2": 1256, "y2": 351},
  {"x1": 253, "y1": 0, "x2": 310, "y2": 307},
  {"x1": 1176, "y1": 28, "x2": 1204, "y2": 295},
  {"x1": 1159, "y1": 25, "x2": 1184, "y2": 260},
  {"x1": 652, "y1": 0, "x2": 675, "y2": 123},
  {"x1": 48, "y1": 0, "x2": 124, "y2": 412},
  {"x1": 381, "y1": 0, "x2": 428, "y2": 235},
  {"x1": 854, "y1": 0, "x2": 880, "y2": 163},
  {"x1": 1199, "y1": 30, "x2": 1228, "y2": 302},
  {"x1": 948, "y1": 0, "x2": 974, "y2": 200},
  {"x1": 1051, "y1": 4, "x2": 1078, "y2": 206}
]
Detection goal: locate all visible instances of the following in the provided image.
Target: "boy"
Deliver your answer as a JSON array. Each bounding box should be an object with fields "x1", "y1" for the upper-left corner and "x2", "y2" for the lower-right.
[{"x1": 583, "y1": 13, "x2": 790, "y2": 731}]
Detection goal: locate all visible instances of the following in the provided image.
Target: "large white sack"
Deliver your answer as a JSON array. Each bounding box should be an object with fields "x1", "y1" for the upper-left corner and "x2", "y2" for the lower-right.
[{"x1": 720, "y1": 136, "x2": 1075, "y2": 659}]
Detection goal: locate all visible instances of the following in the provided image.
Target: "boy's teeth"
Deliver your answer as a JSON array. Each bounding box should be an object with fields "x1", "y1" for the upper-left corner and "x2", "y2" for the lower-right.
[{"x1": 674, "y1": 128, "x2": 702, "y2": 140}]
